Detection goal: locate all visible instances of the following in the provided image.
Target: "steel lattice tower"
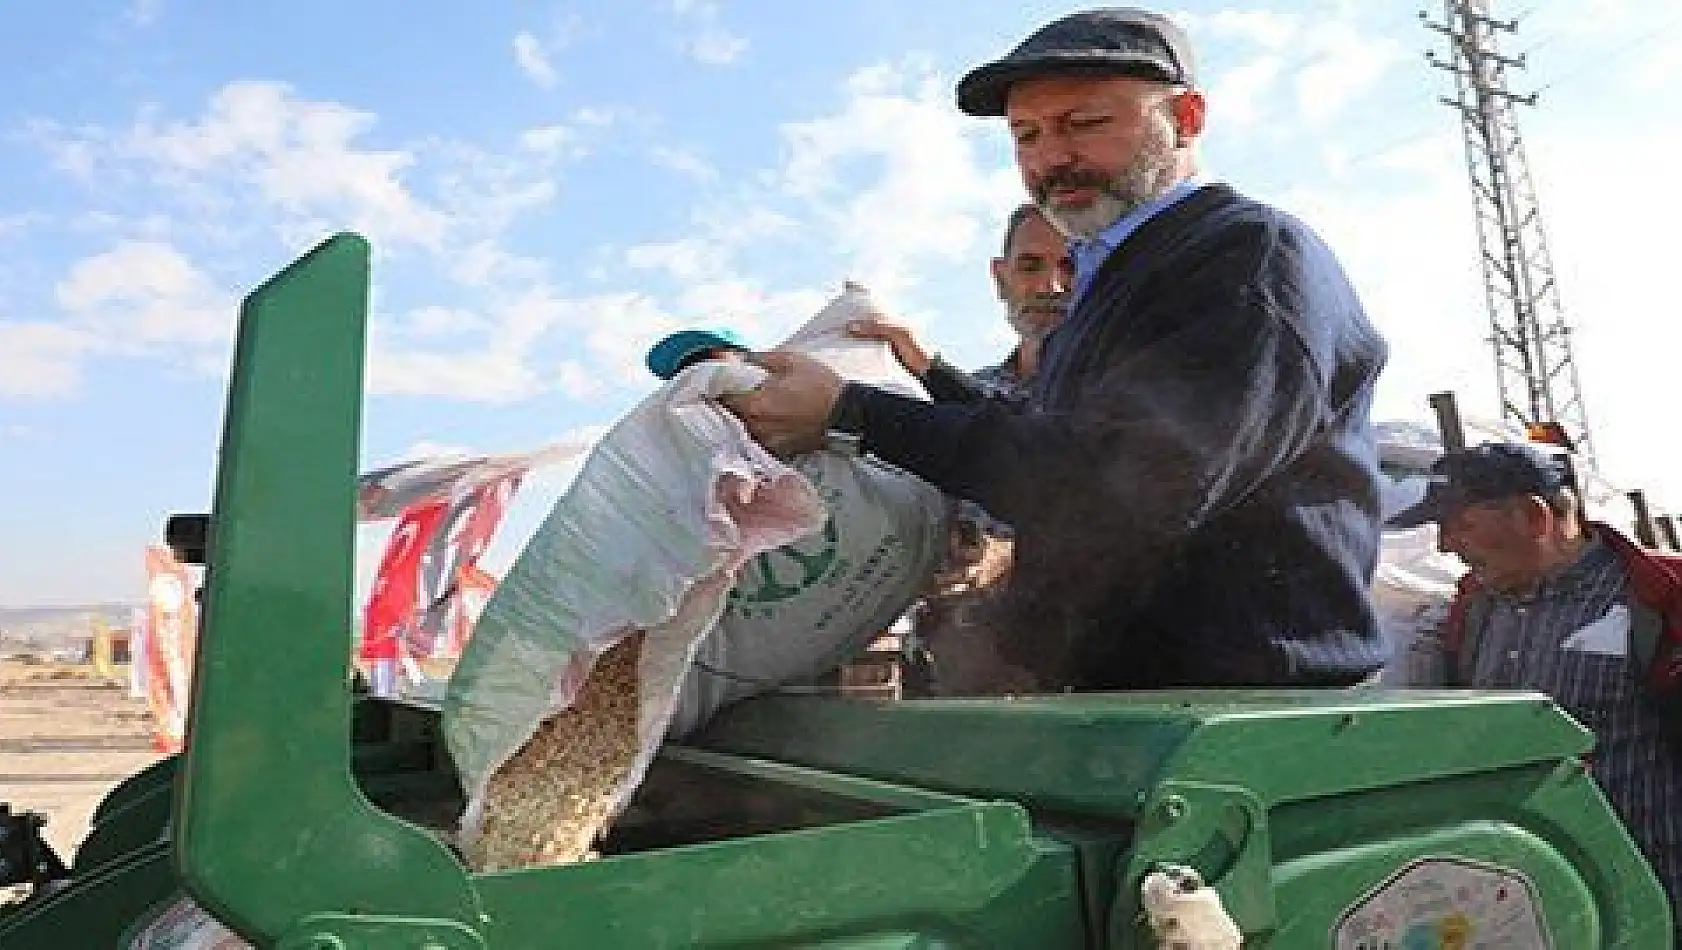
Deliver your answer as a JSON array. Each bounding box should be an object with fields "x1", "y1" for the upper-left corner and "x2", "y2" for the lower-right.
[{"x1": 1424, "y1": 0, "x2": 1595, "y2": 461}]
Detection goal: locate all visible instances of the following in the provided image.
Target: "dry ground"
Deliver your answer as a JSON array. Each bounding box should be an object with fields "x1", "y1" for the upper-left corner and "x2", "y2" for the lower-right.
[{"x1": 0, "y1": 659, "x2": 164, "y2": 858}]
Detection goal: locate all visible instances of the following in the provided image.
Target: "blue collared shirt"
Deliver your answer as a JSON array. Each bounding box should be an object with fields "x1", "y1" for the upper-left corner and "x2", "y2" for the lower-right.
[{"x1": 1069, "y1": 177, "x2": 1206, "y2": 305}]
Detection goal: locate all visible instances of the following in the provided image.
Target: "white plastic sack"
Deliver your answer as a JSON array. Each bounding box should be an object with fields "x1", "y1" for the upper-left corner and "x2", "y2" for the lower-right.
[
  {"x1": 442, "y1": 283, "x2": 945, "y2": 858},
  {"x1": 669, "y1": 447, "x2": 946, "y2": 736}
]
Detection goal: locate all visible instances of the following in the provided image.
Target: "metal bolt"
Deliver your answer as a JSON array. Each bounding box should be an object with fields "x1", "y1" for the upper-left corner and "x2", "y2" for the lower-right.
[{"x1": 1159, "y1": 795, "x2": 1187, "y2": 822}]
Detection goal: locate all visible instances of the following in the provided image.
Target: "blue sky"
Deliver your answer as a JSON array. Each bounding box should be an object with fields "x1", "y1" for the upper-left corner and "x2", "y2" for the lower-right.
[{"x1": 2, "y1": 0, "x2": 1680, "y2": 606}]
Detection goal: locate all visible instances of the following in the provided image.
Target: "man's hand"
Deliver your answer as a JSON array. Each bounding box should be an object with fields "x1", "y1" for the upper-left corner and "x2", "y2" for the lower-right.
[
  {"x1": 848, "y1": 317, "x2": 932, "y2": 378},
  {"x1": 719, "y1": 350, "x2": 846, "y2": 457}
]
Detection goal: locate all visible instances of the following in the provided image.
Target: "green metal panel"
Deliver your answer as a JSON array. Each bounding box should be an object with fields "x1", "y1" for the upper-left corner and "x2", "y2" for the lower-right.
[
  {"x1": 171, "y1": 233, "x2": 483, "y2": 945},
  {"x1": 693, "y1": 690, "x2": 1591, "y2": 817},
  {"x1": 90, "y1": 755, "x2": 178, "y2": 826},
  {"x1": 695, "y1": 693, "x2": 1199, "y2": 816},
  {"x1": 699, "y1": 690, "x2": 1673, "y2": 947},
  {"x1": 74, "y1": 771, "x2": 174, "y2": 876},
  {"x1": 0, "y1": 842, "x2": 178, "y2": 949},
  {"x1": 475, "y1": 799, "x2": 1085, "y2": 948}
]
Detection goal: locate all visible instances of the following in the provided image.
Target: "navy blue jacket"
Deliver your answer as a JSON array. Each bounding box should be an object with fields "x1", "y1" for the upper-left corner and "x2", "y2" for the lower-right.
[{"x1": 831, "y1": 183, "x2": 1390, "y2": 688}]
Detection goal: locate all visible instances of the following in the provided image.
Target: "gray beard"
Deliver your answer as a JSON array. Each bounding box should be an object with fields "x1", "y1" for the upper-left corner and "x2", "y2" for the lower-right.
[
  {"x1": 1005, "y1": 301, "x2": 1062, "y2": 344},
  {"x1": 1039, "y1": 133, "x2": 1178, "y2": 240}
]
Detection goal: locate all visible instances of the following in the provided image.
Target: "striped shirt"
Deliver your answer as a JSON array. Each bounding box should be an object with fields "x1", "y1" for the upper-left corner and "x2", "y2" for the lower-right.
[
  {"x1": 1456, "y1": 538, "x2": 1682, "y2": 931},
  {"x1": 970, "y1": 351, "x2": 1026, "y2": 401}
]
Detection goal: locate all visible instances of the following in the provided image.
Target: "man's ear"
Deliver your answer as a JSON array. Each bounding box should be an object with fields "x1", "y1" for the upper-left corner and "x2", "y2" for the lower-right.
[
  {"x1": 1169, "y1": 88, "x2": 1207, "y2": 148},
  {"x1": 990, "y1": 259, "x2": 1008, "y2": 301},
  {"x1": 1518, "y1": 495, "x2": 1555, "y2": 536}
]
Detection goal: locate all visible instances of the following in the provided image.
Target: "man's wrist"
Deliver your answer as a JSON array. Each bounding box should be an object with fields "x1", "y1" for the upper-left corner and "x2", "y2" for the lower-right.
[
  {"x1": 824, "y1": 381, "x2": 867, "y2": 443},
  {"x1": 907, "y1": 348, "x2": 934, "y2": 378}
]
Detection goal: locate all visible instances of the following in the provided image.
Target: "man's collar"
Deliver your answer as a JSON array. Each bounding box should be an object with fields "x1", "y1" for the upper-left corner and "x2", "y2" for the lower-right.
[
  {"x1": 1487, "y1": 534, "x2": 1607, "y2": 602},
  {"x1": 1068, "y1": 177, "x2": 1207, "y2": 290},
  {"x1": 1073, "y1": 176, "x2": 1206, "y2": 256}
]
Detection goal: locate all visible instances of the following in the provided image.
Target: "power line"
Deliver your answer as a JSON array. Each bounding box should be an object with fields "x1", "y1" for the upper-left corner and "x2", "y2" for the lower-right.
[
  {"x1": 1335, "y1": 6, "x2": 1682, "y2": 173},
  {"x1": 1531, "y1": 12, "x2": 1682, "y2": 96}
]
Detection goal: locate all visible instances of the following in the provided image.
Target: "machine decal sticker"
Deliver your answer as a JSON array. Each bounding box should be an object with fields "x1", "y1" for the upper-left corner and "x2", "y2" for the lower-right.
[{"x1": 1333, "y1": 856, "x2": 1551, "y2": 950}]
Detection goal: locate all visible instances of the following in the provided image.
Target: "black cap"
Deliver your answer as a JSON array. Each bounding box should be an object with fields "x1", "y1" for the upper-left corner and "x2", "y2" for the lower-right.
[
  {"x1": 957, "y1": 9, "x2": 1196, "y2": 118},
  {"x1": 1388, "y1": 442, "x2": 1573, "y2": 529}
]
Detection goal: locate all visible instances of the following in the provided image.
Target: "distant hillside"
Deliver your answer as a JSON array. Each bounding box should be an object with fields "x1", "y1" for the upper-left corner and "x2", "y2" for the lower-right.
[{"x1": 0, "y1": 604, "x2": 137, "y2": 652}]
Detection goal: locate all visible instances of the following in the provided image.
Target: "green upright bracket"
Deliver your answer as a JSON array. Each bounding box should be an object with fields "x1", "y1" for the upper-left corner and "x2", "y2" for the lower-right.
[
  {"x1": 1113, "y1": 780, "x2": 1275, "y2": 947},
  {"x1": 173, "y1": 234, "x2": 483, "y2": 945}
]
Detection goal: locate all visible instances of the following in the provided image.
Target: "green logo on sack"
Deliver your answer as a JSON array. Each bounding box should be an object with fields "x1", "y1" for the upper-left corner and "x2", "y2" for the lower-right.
[{"x1": 730, "y1": 517, "x2": 840, "y2": 604}]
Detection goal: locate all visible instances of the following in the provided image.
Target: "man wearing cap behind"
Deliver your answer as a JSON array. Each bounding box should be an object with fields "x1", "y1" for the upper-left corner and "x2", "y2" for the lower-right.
[
  {"x1": 1391, "y1": 443, "x2": 1681, "y2": 938},
  {"x1": 722, "y1": 8, "x2": 1390, "y2": 691}
]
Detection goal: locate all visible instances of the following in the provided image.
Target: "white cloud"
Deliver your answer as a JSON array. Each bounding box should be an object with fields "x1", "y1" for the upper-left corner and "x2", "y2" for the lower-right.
[
  {"x1": 576, "y1": 58, "x2": 1020, "y2": 357},
  {"x1": 0, "y1": 322, "x2": 99, "y2": 398},
  {"x1": 649, "y1": 146, "x2": 717, "y2": 182},
  {"x1": 572, "y1": 291, "x2": 684, "y2": 388},
  {"x1": 1207, "y1": 53, "x2": 1286, "y2": 130},
  {"x1": 626, "y1": 237, "x2": 730, "y2": 282},
  {"x1": 36, "y1": 82, "x2": 449, "y2": 254},
  {"x1": 513, "y1": 31, "x2": 559, "y2": 88},
  {"x1": 0, "y1": 213, "x2": 38, "y2": 238},
  {"x1": 1173, "y1": 9, "x2": 1405, "y2": 131},
  {"x1": 1291, "y1": 20, "x2": 1405, "y2": 125},
  {"x1": 55, "y1": 240, "x2": 234, "y2": 350},
  {"x1": 669, "y1": 0, "x2": 749, "y2": 66},
  {"x1": 128, "y1": 0, "x2": 161, "y2": 27},
  {"x1": 572, "y1": 106, "x2": 618, "y2": 127},
  {"x1": 404, "y1": 305, "x2": 487, "y2": 337},
  {"x1": 365, "y1": 286, "x2": 675, "y2": 401},
  {"x1": 18, "y1": 82, "x2": 614, "y2": 401},
  {"x1": 691, "y1": 28, "x2": 749, "y2": 66},
  {"x1": 1270, "y1": 70, "x2": 1682, "y2": 507},
  {"x1": 772, "y1": 61, "x2": 1021, "y2": 302},
  {"x1": 555, "y1": 360, "x2": 605, "y2": 399},
  {"x1": 367, "y1": 346, "x2": 545, "y2": 403},
  {"x1": 520, "y1": 125, "x2": 577, "y2": 156}
]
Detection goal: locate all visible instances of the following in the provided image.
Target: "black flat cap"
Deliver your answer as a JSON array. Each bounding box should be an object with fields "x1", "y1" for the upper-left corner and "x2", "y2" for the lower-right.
[
  {"x1": 1388, "y1": 442, "x2": 1574, "y2": 529},
  {"x1": 957, "y1": 8, "x2": 1196, "y2": 117}
]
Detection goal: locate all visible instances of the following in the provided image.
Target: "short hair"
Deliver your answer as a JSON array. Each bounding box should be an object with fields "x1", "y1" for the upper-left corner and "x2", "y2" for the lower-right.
[
  {"x1": 1498, "y1": 486, "x2": 1579, "y2": 521},
  {"x1": 1539, "y1": 486, "x2": 1580, "y2": 521},
  {"x1": 998, "y1": 203, "x2": 1043, "y2": 258}
]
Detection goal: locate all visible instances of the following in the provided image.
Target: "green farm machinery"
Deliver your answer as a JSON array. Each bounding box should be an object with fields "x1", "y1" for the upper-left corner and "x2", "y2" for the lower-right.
[{"x1": 0, "y1": 234, "x2": 1671, "y2": 947}]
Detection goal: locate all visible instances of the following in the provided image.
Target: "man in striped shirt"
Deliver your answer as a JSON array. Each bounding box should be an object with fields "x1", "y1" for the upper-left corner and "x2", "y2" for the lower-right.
[{"x1": 1391, "y1": 442, "x2": 1681, "y2": 939}]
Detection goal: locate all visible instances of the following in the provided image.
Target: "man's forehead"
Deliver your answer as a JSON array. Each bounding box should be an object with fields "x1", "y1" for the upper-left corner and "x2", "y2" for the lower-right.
[
  {"x1": 1005, "y1": 74, "x2": 1153, "y2": 119},
  {"x1": 1009, "y1": 212, "x2": 1065, "y2": 255}
]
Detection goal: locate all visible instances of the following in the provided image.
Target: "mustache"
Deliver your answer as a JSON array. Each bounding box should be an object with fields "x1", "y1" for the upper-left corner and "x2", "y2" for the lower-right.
[
  {"x1": 1014, "y1": 293, "x2": 1067, "y2": 313},
  {"x1": 1031, "y1": 169, "x2": 1114, "y2": 203}
]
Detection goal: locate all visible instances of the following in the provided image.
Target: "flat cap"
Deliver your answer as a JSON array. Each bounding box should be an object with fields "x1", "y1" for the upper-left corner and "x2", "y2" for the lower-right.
[
  {"x1": 957, "y1": 8, "x2": 1196, "y2": 117},
  {"x1": 1387, "y1": 442, "x2": 1574, "y2": 529}
]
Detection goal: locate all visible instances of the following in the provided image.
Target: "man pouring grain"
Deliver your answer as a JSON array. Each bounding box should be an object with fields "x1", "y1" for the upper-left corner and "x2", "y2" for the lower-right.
[{"x1": 722, "y1": 8, "x2": 1391, "y2": 691}]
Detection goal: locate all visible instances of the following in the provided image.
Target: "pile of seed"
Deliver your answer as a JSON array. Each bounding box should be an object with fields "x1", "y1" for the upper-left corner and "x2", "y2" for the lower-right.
[{"x1": 466, "y1": 632, "x2": 644, "y2": 871}]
